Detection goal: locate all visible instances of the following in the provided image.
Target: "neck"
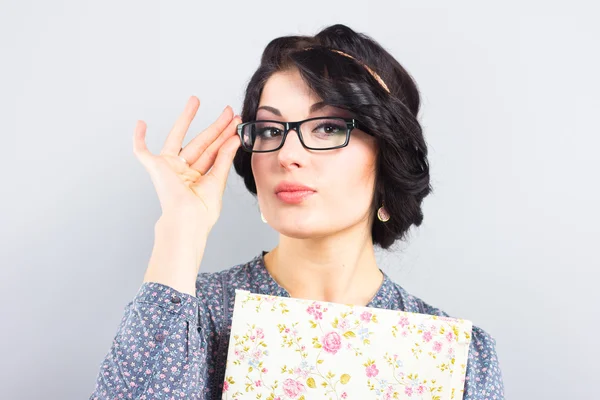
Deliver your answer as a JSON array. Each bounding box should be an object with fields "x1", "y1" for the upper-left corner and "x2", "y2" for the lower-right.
[{"x1": 263, "y1": 225, "x2": 383, "y2": 306}]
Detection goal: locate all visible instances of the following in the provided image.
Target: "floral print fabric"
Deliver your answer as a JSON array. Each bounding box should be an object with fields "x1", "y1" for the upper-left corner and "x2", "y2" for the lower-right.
[
  {"x1": 223, "y1": 290, "x2": 473, "y2": 400},
  {"x1": 90, "y1": 251, "x2": 504, "y2": 400}
]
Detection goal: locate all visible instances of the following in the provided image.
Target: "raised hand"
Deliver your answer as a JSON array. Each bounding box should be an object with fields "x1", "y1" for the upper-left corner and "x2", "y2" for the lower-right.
[{"x1": 133, "y1": 96, "x2": 242, "y2": 234}]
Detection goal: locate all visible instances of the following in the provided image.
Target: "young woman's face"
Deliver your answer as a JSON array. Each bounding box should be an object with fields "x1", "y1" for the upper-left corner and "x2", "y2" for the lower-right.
[{"x1": 251, "y1": 68, "x2": 378, "y2": 240}]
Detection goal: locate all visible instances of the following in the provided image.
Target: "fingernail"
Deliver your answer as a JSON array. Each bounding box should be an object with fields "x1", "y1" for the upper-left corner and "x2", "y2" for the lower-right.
[{"x1": 223, "y1": 105, "x2": 230, "y2": 113}]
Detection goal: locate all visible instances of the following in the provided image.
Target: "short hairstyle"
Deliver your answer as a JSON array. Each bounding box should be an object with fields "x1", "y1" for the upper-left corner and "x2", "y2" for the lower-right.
[{"x1": 233, "y1": 24, "x2": 432, "y2": 250}]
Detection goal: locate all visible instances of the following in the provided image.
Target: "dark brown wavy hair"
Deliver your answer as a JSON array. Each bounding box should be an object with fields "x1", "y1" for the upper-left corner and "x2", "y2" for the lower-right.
[{"x1": 233, "y1": 24, "x2": 432, "y2": 250}]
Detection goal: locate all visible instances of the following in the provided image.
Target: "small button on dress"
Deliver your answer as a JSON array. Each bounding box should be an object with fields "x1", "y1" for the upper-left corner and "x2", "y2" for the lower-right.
[
  {"x1": 154, "y1": 333, "x2": 165, "y2": 342},
  {"x1": 170, "y1": 295, "x2": 181, "y2": 304}
]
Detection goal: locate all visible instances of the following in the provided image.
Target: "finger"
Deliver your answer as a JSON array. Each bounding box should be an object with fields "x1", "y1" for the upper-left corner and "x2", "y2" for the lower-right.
[
  {"x1": 191, "y1": 115, "x2": 241, "y2": 174},
  {"x1": 179, "y1": 105, "x2": 234, "y2": 166},
  {"x1": 206, "y1": 134, "x2": 241, "y2": 192},
  {"x1": 132, "y1": 120, "x2": 153, "y2": 167},
  {"x1": 161, "y1": 96, "x2": 200, "y2": 156},
  {"x1": 179, "y1": 169, "x2": 202, "y2": 186}
]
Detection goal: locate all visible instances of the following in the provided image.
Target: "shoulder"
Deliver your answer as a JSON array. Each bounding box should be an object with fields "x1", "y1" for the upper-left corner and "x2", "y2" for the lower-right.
[
  {"x1": 389, "y1": 281, "x2": 496, "y2": 339},
  {"x1": 195, "y1": 253, "x2": 261, "y2": 296},
  {"x1": 194, "y1": 254, "x2": 262, "y2": 323},
  {"x1": 390, "y1": 280, "x2": 499, "y2": 349},
  {"x1": 389, "y1": 282, "x2": 504, "y2": 398}
]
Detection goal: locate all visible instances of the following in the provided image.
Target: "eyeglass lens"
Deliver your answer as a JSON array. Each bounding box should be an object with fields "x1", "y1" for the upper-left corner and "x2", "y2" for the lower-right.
[{"x1": 241, "y1": 118, "x2": 348, "y2": 151}]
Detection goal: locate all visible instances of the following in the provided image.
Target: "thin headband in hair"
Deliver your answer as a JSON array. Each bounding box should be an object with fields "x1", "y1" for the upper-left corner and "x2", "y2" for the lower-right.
[{"x1": 302, "y1": 47, "x2": 391, "y2": 94}]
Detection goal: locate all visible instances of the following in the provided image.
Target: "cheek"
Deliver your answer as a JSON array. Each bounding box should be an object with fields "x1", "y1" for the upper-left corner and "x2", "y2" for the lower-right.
[
  {"x1": 324, "y1": 150, "x2": 377, "y2": 202},
  {"x1": 250, "y1": 154, "x2": 267, "y2": 188},
  {"x1": 349, "y1": 163, "x2": 376, "y2": 192},
  {"x1": 251, "y1": 154, "x2": 278, "y2": 203},
  {"x1": 340, "y1": 142, "x2": 377, "y2": 186}
]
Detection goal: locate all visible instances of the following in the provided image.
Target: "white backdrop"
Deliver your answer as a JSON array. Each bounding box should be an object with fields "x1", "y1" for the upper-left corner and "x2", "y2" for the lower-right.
[{"x1": 1, "y1": 1, "x2": 598, "y2": 398}]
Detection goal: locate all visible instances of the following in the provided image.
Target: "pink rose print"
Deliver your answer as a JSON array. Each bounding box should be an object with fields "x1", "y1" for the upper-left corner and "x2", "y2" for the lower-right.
[
  {"x1": 422, "y1": 331, "x2": 433, "y2": 342},
  {"x1": 322, "y1": 331, "x2": 342, "y2": 354},
  {"x1": 255, "y1": 380, "x2": 262, "y2": 387},
  {"x1": 360, "y1": 311, "x2": 372, "y2": 323},
  {"x1": 307, "y1": 304, "x2": 324, "y2": 320},
  {"x1": 384, "y1": 385, "x2": 394, "y2": 399},
  {"x1": 234, "y1": 348, "x2": 246, "y2": 361},
  {"x1": 398, "y1": 316, "x2": 410, "y2": 327},
  {"x1": 252, "y1": 349, "x2": 263, "y2": 360},
  {"x1": 446, "y1": 331, "x2": 454, "y2": 342},
  {"x1": 256, "y1": 328, "x2": 265, "y2": 339},
  {"x1": 282, "y1": 378, "x2": 305, "y2": 399},
  {"x1": 365, "y1": 364, "x2": 379, "y2": 378},
  {"x1": 338, "y1": 318, "x2": 350, "y2": 331},
  {"x1": 433, "y1": 341, "x2": 443, "y2": 353},
  {"x1": 223, "y1": 380, "x2": 229, "y2": 392},
  {"x1": 404, "y1": 386, "x2": 413, "y2": 396},
  {"x1": 416, "y1": 385, "x2": 425, "y2": 394},
  {"x1": 294, "y1": 367, "x2": 309, "y2": 379},
  {"x1": 341, "y1": 392, "x2": 348, "y2": 398}
]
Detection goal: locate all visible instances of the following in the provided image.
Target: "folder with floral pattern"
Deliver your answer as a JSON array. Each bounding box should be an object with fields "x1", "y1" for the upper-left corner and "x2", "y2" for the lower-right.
[{"x1": 222, "y1": 289, "x2": 472, "y2": 400}]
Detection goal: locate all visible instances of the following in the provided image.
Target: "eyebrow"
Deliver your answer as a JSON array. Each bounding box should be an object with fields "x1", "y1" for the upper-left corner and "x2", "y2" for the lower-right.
[{"x1": 256, "y1": 101, "x2": 328, "y2": 116}]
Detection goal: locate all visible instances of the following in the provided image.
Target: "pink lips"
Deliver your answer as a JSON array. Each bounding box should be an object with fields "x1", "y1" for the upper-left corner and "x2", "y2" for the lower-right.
[{"x1": 274, "y1": 181, "x2": 316, "y2": 204}]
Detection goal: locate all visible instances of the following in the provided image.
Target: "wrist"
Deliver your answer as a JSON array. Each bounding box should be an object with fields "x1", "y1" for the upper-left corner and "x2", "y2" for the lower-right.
[
  {"x1": 144, "y1": 216, "x2": 209, "y2": 296},
  {"x1": 155, "y1": 214, "x2": 210, "y2": 242}
]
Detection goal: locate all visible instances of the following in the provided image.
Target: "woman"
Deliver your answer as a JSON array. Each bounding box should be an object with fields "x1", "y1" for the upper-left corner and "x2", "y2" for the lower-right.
[{"x1": 90, "y1": 24, "x2": 504, "y2": 399}]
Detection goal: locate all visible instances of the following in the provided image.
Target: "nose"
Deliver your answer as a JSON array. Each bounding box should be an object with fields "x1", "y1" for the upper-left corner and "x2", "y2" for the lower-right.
[{"x1": 277, "y1": 128, "x2": 306, "y2": 169}]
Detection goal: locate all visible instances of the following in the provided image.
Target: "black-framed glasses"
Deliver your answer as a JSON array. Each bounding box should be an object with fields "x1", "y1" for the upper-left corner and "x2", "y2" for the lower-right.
[{"x1": 237, "y1": 117, "x2": 372, "y2": 153}]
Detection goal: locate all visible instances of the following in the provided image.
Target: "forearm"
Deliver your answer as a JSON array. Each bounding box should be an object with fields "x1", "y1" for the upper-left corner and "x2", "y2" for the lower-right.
[
  {"x1": 90, "y1": 282, "x2": 207, "y2": 399},
  {"x1": 144, "y1": 215, "x2": 209, "y2": 297}
]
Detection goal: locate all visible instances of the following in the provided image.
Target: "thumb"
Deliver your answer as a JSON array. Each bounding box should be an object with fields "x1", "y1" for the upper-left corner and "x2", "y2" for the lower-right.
[{"x1": 132, "y1": 120, "x2": 154, "y2": 168}]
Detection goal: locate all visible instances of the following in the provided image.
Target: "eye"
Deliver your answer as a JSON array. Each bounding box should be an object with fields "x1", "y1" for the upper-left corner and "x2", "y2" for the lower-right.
[
  {"x1": 312, "y1": 121, "x2": 346, "y2": 136},
  {"x1": 256, "y1": 125, "x2": 283, "y2": 138}
]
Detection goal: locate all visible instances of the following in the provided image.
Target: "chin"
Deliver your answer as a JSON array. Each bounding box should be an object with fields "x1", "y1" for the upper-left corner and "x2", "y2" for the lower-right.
[
  {"x1": 270, "y1": 213, "x2": 325, "y2": 238},
  {"x1": 277, "y1": 228, "x2": 321, "y2": 240}
]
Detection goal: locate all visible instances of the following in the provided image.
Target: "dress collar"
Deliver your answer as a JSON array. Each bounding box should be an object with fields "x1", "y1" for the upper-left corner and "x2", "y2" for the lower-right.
[{"x1": 250, "y1": 250, "x2": 395, "y2": 309}]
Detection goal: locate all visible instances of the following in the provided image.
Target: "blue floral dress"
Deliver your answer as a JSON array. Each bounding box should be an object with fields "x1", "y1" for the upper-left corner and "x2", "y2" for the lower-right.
[{"x1": 90, "y1": 251, "x2": 504, "y2": 399}]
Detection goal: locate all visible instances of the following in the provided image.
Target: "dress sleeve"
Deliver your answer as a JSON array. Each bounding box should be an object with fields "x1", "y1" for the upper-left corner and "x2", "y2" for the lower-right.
[
  {"x1": 462, "y1": 326, "x2": 505, "y2": 400},
  {"x1": 89, "y1": 282, "x2": 209, "y2": 400}
]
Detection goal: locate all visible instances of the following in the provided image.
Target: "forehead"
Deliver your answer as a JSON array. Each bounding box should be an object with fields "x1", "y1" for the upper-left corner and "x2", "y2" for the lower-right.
[
  {"x1": 260, "y1": 68, "x2": 319, "y2": 104},
  {"x1": 257, "y1": 68, "x2": 349, "y2": 119}
]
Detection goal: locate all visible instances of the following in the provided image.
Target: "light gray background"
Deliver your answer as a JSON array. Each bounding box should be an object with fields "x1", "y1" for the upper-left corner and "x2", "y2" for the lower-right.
[{"x1": 1, "y1": 1, "x2": 598, "y2": 399}]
